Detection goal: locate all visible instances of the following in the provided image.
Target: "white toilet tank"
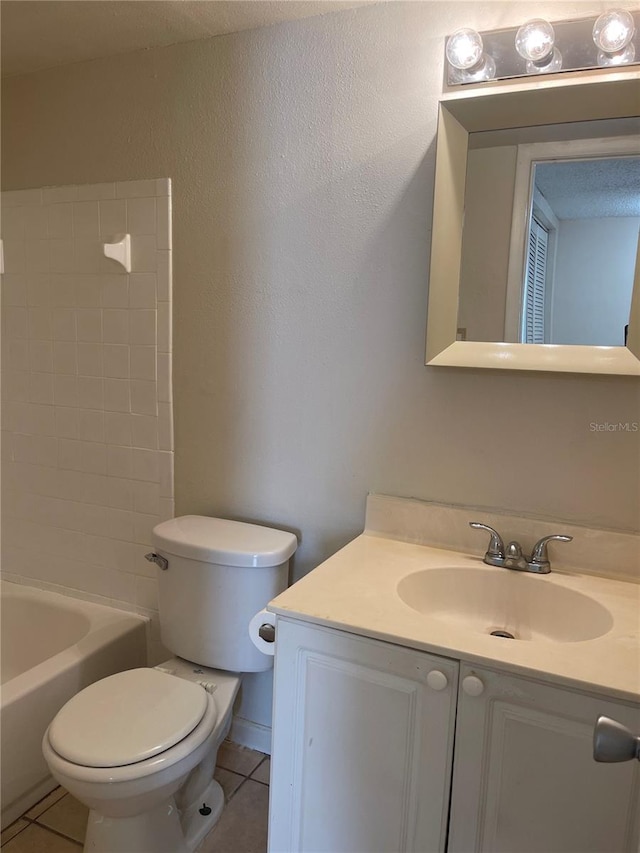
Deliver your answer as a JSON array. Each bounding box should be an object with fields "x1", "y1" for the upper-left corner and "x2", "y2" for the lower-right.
[{"x1": 151, "y1": 516, "x2": 297, "y2": 673}]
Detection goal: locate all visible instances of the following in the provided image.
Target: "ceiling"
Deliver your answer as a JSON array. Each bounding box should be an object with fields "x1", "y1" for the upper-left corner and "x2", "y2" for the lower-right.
[
  {"x1": 535, "y1": 157, "x2": 640, "y2": 219},
  {"x1": 1, "y1": 0, "x2": 369, "y2": 77}
]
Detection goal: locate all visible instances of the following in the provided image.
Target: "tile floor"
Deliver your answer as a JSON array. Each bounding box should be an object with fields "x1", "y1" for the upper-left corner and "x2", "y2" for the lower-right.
[{"x1": 1, "y1": 741, "x2": 270, "y2": 853}]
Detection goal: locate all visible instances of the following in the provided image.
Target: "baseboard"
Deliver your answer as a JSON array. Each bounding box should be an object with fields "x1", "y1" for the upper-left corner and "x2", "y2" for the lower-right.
[{"x1": 229, "y1": 716, "x2": 272, "y2": 755}]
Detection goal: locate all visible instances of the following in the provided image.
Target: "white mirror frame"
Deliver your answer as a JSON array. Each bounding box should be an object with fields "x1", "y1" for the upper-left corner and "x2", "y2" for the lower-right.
[{"x1": 426, "y1": 68, "x2": 640, "y2": 375}]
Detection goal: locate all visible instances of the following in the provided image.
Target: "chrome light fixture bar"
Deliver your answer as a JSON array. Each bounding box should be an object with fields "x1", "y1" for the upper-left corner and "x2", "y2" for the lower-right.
[{"x1": 445, "y1": 9, "x2": 640, "y2": 86}]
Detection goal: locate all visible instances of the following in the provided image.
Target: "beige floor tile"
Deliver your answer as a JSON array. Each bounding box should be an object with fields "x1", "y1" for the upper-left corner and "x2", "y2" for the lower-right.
[
  {"x1": 1, "y1": 820, "x2": 29, "y2": 847},
  {"x1": 216, "y1": 741, "x2": 265, "y2": 777},
  {"x1": 199, "y1": 780, "x2": 269, "y2": 853},
  {"x1": 35, "y1": 795, "x2": 88, "y2": 844},
  {"x1": 214, "y1": 767, "x2": 245, "y2": 801},
  {"x1": 24, "y1": 788, "x2": 66, "y2": 820},
  {"x1": 1, "y1": 824, "x2": 81, "y2": 852},
  {"x1": 250, "y1": 758, "x2": 270, "y2": 785}
]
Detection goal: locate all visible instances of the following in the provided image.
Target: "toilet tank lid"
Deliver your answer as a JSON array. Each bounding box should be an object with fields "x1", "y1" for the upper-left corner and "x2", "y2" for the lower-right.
[{"x1": 152, "y1": 516, "x2": 298, "y2": 567}]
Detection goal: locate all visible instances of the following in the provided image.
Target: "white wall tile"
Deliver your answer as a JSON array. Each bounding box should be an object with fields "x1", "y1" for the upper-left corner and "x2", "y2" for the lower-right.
[
  {"x1": 6, "y1": 306, "x2": 29, "y2": 338},
  {"x1": 116, "y1": 179, "x2": 157, "y2": 198},
  {"x1": 101, "y1": 275, "x2": 129, "y2": 308},
  {"x1": 1, "y1": 179, "x2": 172, "y2": 626},
  {"x1": 130, "y1": 346, "x2": 156, "y2": 381},
  {"x1": 77, "y1": 342, "x2": 103, "y2": 376},
  {"x1": 77, "y1": 182, "x2": 116, "y2": 202},
  {"x1": 105, "y1": 411, "x2": 132, "y2": 446},
  {"x1": 104, "y1": 344, "x2": 130, "y2": 379},
  {"x1": 157, "y1": 302, "x2": 171, "y2": 352},
  {"x1": 75, "y1": 277, "x2": 102, "y2": 308},
  {"x1": 127, "y1": 197, "x2": 156, "y2": 235},
  {"x1": 52, "y1": 308, "x2": 77, "y2": 341},
  {"x1": 23, "y1": 206, "x2": 49, "y2": 239},
  {"x1": 78, "y1": 376, "x2": 104, "y2": 410},
  {"x1": 43, "y1": 186, "x2": 77, "y2": 204},
  {"x1": 131, "y1": 236, "x2": 157, "y2": 272},
  {"x1": 7, "y1": 339, "x2": 30, "y2": 371},
  {"x1": 104, "y1": 378, "x2": 130, "y2": 412},
  {"x1": 158, "y1": 402, "x2": 173, "y2": 452},
  {"x1": 53, "y1": 341, "x2": 78, "y2": 374},
  {"x1": 156, "y1": 251, "x2": 171, "y2": 301},
  {"x1": 29, "y1": 372, "x2": 54, "y2": 404},
  {"x1": 28, "y1": 307, "x2": 52, "y2": 339},
  {"x1": 76, "y1": 308, "x2": 102, "y2": 342},
  {"x1": 25, "y1": 239, "x2": 50, "y2": 273},
  {"x1": 156, "y1": 198, "x2": 171, "y2": 251},
  {"x1": 130, "y1": 310, "x2": 156, "y2": 345},
  {"x1": 25, "y1": 273, "x2": 54, "y2": 308},
  {"x1": 131, "y1": 380, "x2": 156, "y2": 416},
  {"x1": 2, "y1": 240, "x2": 26, "y2": 273},
  {"x1": 82, "y1": 441, "x2": 107, "y2": 475},
  {"x1": 73, "y1": 202, "x2": 100, "y2": 239},
  {"x1": 49, "y1": 239, "x2": 75, "y2": 273},
  {"x1": 131, "y1": 414, "x2": 158, "y2": 450},
  {"x1": 132, "y1": 448, "x2": 159, "y2": 482},
  {"x1": 29, "y1": 340, "x2": 53, "y2": 373},
  {"x1": 55, "y1": 406, "x2": 79, "y2": 438},
  {"x1": 100, "y1": 199, "x2": 127, "y2": 237},
  {"x1": 48, "y1": 203, "x2": 74, "y2": 239},
  {"x1": 1, "y1": 206, "x2": 26, "y2": 240},
  {"x1": 3, "y1": 274, "x2": 28, "y2": 306},
  {"x1": 103, "y1": 309, "x2": 130, "y2": 344},
  {"x1": 78, "y1": 410, "x2": 105, "y2": 443},
  {"x1": 51, "y1": 275, "x2": 77, "y2": 307},
  {"x1": 107, "y1": 445, "x2": 133, "y2": 479},
  {"x1": 129, "y1": 273, "x2": 156, "y2": 308},
  {"x1": 4, "y1": 370, "x2": 29, "y2": 402},
  {"x1": 54, "y1": 374, "x2": 78, "y2": 407}
]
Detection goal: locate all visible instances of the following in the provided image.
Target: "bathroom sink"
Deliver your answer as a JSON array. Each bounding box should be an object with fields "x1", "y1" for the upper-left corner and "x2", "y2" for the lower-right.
[{"x1": 396, "y1": 567, "x2": 614, "y2": 642}]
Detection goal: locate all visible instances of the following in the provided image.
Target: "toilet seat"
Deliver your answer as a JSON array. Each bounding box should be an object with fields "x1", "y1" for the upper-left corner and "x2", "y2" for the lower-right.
[{"x1": 48, "y1": 669, "x2": 211, "y2": 768}]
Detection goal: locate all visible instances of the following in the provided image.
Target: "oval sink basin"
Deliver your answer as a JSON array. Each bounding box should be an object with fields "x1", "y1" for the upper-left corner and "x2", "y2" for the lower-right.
[{"x1": 397, "y1": 567, "x2": 613, "y2": 643}]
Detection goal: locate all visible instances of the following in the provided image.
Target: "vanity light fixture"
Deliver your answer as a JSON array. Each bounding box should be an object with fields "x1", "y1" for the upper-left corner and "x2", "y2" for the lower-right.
[
  {"x1": 445, "y1": 28, "x2": 496, "y2": 83},
  {"x1": 593, "y1": 8, "x2": 636, "y2": 66},
  {"x1": 444, "y1": 8, "x2": 639, "y2": 86},
  {"x1": 515, "y1": 19, "x2": 563, "y2": 74}
]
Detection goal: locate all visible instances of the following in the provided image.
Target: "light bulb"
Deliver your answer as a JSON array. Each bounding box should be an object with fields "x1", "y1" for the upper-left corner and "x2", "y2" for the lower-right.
[
  {"x1": 525, "y1": 46, "x2": 563, "y2": 74},
  {"x1": 598, "y1": 42, "x2": 635, "y2": 65},
  {"x1": 593, "y1": 9, "x2": 635, "y2": 53},
  {"x1": 515, "y1": 19, "x2": 555, "y2": 62},
  {"x1": 446, "y1": 28, "x2": 484, "y2": 70}
]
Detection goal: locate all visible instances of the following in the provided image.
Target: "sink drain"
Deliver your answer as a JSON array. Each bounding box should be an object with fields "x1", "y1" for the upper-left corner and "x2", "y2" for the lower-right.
[{"x1": 490, "y1": 629, "x2": 516, "y2": 639}]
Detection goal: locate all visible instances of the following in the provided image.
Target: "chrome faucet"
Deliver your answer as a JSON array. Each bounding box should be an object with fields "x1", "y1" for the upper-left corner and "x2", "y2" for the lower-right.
[{"x1": 469, "y1": 522, "x2": 572, "y2": 574}]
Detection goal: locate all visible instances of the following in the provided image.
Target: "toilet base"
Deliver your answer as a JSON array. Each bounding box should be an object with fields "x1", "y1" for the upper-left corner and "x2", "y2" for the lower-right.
[{"x1": 83, "y1": 780, "x2": 224, "y2": 853}]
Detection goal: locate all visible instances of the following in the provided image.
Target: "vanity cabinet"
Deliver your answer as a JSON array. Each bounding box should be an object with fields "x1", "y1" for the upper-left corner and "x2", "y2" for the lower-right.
[
  {"x1": 268, "y1": 618, "x2": 459, "y2": 853},
  {"x1": 269, "y1": 619, "x2": 640, "y2": 853},
  {"x1": 449, "y1": 664, "x2": 640, "y2": 853}
]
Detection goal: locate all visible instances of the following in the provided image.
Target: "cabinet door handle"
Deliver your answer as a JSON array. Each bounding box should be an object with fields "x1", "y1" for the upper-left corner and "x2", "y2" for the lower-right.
[
  {"x1": 427, "y1": 670, "x2": 448, "y2": 691},
  {"x1": 462, "y1": 675, "x2": 485, "y2": 696}
]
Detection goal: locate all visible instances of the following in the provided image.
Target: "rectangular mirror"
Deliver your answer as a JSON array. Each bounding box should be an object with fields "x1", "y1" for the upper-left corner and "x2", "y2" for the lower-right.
[{"x1": 426, "y1": 69, "x2": 640, "y2": 374}]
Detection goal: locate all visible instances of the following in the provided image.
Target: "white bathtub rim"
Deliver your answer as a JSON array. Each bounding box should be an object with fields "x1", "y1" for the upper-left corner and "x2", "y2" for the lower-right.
[{"x1": 1, "y1": 580, "x2": 148, "y2": 706}]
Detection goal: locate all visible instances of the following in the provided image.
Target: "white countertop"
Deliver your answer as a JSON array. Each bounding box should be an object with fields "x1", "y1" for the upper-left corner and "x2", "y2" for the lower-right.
[{"x1": 269, "y1": 533, "x2": 640, "y2": 703}]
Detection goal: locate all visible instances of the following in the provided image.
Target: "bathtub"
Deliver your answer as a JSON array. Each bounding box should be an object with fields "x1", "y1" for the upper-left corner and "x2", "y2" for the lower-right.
[{"x1": 0, "y1": 581, "x2": 147, "y2": 829}]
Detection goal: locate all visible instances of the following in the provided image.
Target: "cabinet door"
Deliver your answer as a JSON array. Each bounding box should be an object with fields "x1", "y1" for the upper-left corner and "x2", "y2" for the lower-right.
[
  {"x1": 448, "y1": 664, "x2": 640, "y2": 853},
  {"x1": 269, "y1": 619, "x2": 459, "y2": 853}
]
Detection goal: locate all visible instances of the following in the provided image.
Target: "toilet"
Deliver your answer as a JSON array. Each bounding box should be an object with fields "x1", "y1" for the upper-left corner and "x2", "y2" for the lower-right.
[{"x1": 42, "y1": 516, "x2": 297, "y2": 853}]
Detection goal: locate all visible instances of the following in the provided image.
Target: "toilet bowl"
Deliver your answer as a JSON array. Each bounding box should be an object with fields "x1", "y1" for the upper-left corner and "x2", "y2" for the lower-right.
[
  {"x1": 42, "y1": 516, "x2": 297, "y2": 853},
  {"x1": 43, "y1": 664, "x2": 241, "y2": 853}
]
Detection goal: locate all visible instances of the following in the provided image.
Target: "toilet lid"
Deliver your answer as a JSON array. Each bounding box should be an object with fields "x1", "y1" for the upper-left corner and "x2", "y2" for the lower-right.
[{"x1": 48, "y1": 669, "x2": 210, "y2": 768}]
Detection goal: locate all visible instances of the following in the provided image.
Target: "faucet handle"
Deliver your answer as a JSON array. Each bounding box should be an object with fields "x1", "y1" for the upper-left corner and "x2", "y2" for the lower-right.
[
  {"x1": 529, "y1": 534, "x2": 573, "y2": 572},
  {"x1": 469, "y1": 522, "x2": 505, "y2": 559}
]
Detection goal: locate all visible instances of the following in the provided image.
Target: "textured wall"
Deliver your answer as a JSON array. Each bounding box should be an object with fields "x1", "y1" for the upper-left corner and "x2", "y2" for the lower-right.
[{"x1": 2, "y1": 1, "x2": 639, "y2": 728}]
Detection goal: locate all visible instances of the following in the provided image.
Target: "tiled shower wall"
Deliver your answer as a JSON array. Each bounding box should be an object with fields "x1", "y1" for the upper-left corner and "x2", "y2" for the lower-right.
[{"x1": 1, "y1": 179, "x2": 173, "y2": 659}]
